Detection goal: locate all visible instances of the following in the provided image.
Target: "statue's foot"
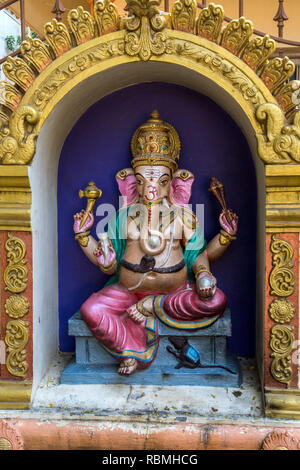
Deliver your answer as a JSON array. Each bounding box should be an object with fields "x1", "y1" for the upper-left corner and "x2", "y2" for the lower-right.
[
  {"x1": 127, "y1": 304, "x2": 145, "y2": 324},
  {"x1": 126, "y1": 296, "x2": 154, "y2": 324},
  {"x1": 118, "y1": 358, "x2": 138, "y2": 376}
]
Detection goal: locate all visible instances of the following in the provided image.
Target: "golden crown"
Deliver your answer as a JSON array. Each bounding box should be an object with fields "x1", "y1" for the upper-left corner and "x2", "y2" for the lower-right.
[{"x1": 131, "y1": 110, "x2": 181, "y2": 172}]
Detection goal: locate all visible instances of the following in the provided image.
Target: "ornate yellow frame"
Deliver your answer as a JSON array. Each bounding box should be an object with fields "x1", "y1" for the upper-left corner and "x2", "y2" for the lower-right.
[{"x1": 0, "y1": 0, "x2": 299, "y2": 416}]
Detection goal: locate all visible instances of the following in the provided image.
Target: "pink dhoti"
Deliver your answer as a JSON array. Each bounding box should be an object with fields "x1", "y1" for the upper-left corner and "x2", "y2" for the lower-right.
[{"x1": 80, "y1": 281, "x2": 226, "y2": 369}]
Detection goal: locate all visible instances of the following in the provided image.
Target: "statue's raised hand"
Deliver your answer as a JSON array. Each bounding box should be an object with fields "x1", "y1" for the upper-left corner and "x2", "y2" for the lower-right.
[
  {"x1": 196, "y1": 272, "x2": 217, "y2": 299},
  {"x1": 94, "y1": 233, "x2": 116, "y2": 269},
  {"x1": 73, "y1": 210, "x2": 94, "y2": 234},
  {"x1": 219, "y1": 209, "x2": 238, "y2": 236}
]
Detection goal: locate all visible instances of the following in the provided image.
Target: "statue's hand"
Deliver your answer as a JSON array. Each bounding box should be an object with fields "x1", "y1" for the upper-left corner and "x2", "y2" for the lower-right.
[
  {"x1": 219, "y1": 209, "x2": 238, "y2": 236},
  {"x1": 196, "y1": 272, "x2": 217, "y2": 298},
  {"x1": 94, "y1": 233, "x2": 116, "y2": 268},
  {"x1": 73, "y1": 210, "x2": 94, "y2": 234}
]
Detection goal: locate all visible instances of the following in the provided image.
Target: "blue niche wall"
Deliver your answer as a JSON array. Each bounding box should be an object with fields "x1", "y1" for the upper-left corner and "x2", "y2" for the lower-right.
[{"x1": 58, "y1": 82, "x2": 257, "y2": 356}]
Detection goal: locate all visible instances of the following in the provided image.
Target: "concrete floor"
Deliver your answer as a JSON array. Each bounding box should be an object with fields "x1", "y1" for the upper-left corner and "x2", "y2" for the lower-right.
[{"x1": 25, "y1": 354, "x2": 264, "y2": 421}]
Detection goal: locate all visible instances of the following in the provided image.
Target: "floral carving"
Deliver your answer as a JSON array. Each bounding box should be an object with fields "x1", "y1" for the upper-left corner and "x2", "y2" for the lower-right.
[
  {"x1": 0, "y1": 421, "x2": 24, "y2": 450},
  {"x1": 221, "y1": 17, "x2": 253, "y2": 57},
  {"x1": 94, "y1": 0, "x2": 120, "y2": 35},
  {"x1": 171, "y1": 0, "x2": 197, "y2": 33},
  {"x1": 241, "y1": 35, "x2": 276, "y2": 74},
  {"x1": 5, "y1": 320, "x2": 29, "y2": 378},
  {"x1": 20, "y1": 37, "x2": 52, "y2": 73},
  {"x1": 195, "y1": 2, "x2": 224, "y2": 43},
  {"x1": 68, "y1": 6, "x2": 95, "y2": 45},
  {"x1": 2, "y1": 57, "x2": 35, "y2": 92},
  {"x1": 124, "y1": 0, "x2": 167, "y2": 61},
  {"x1": 0, "y1": 105, "x2": 40, "y2": 165},
  {"x1": 5, "y1": 295, "x2": 29, "y2": 319},
  {"x1": 262, "y1": 431, "x2": 300, "y2": 450},
  {"x1": 269, "y1": 234, "x2": 294, "y2": 297},
  {"x1": 261, "y1": 57, "x2": 295, "y2": 95},
  {"x1": 270, "y1": 324, "x2": 294, "y2": 387},
  {"x1": 44, "y1": 19, "x2": 72, "y2": 57},
  {"x1": 3, "y1": 233, "x2": 28, "y2": 293},
  {"x1": 269, "y1": 299, "x2": 295, "y2": 324}
]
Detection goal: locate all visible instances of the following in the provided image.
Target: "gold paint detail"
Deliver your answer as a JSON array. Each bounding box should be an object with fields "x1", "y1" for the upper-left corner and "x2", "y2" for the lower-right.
[
  {"x1": 269, "y1": 234, "x2": 294, "y2": 297},
  {"x1": 20, "y1": 37, "x2": 52, "y2": 74},
  {"x1": 241, "y1": 35, "x2": 276, "y2": 74},
  {"x1": 94, "y1": 0, "x2": 120, "y2": 35},
  {"x1": 0, "y1": 105, "x2": 40, "y2": 165},
  {"x1": 4, "y1": 232, "x2": 28, "y2": 294},
  {"x1": 0, "y1": 381, "x2": 31, "y2": 410},
  {"x1": 75, "y1": 230, "x2": 90, "y2": 247},
  {"x1": 221, "y1": 17, "x2": 253, "y2": 57},
  {"x1": 5, "y1": 320, "x2": 29, "y2": 378},
  {"x1": 269, "y1": 299, "x2": 295, "y2": 324},
  {"x1": 261, "y1": 57, "x2": 295, "y2": 95},
  {"x1": 171, "y1": 0, "x2": 197, "y2": 34},
  {"x1": 2, "y1": 57, "x2": 36, "y2": 93},
  {"x1": 68, "y1": 6, "x2": 95, "y2": 46},
  {"x1": 276, "y1": 80, "x2": 300, "y2": 120},
  {"x1": 0, "y1": 438, "x2": 12, "y2": 450},
  {"x1": 5, "y1": 295, "x2": 29, "y2": 319},
  {"x1": 0, "y1": 81, "x2": 22, "y2": 112},
  {"x1": 44, "y1": 19, "x2": 72, "y2": 57},
  {"x1": 195, "y1": 3, "x2": 224, "y2": 43},
  {"x1": 32, "y1": 40, "x2": 124, "y2": 111},
  {"x1": 269, "y1": 324, "x2": 294, "y2": 388},
  {"x1": 124, "y1": 0, "x2": 167, "y2": 61},
  {"x1": 256, "y1": 103, "x2": 300, "y2": 164},
  {"x1": 265, "y1": 388, "x2": 300, "y2": 420},
  {"x1": 174, "y1": 41, "x2": 264, "y2": 106},
  {"x1": 262, "y1": 431, "x2": 300, "y2": 450}
]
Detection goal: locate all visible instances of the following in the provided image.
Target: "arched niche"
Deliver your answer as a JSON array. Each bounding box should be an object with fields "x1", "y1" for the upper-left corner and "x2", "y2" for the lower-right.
[{"x1": 29, "y1": 61, "x2": 265, "y2": 394}]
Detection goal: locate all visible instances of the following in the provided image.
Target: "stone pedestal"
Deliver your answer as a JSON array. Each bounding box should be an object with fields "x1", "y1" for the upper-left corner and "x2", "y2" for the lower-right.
[{"x1": 61, "y1": 308, "x2": 242, "y2": 387}]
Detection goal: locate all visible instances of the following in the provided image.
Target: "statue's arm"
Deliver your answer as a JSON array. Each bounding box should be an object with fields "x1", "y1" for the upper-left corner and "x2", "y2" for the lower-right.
[
  {"x1": 206, "y1": 209, "x2": 238, "y2": 262},
  {"x1": 73, "y1": 209, "x2": 117, "y2": 274}
]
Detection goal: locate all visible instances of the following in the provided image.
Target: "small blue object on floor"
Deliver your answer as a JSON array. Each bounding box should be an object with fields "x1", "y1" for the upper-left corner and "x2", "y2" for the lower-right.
[{"x1": 60, "y1": 308, "x2": 242, "y2": 387}]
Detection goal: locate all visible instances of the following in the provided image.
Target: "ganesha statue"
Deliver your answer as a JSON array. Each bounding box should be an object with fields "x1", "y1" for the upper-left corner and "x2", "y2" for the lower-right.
[{"x1": 73, "y1": 110, "x2": 238, "y2": 376}]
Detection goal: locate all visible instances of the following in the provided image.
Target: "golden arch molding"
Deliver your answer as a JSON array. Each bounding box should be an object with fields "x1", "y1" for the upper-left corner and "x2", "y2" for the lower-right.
[{"x1": 0, "y1": 0, "x2": 300, "y2": 419}]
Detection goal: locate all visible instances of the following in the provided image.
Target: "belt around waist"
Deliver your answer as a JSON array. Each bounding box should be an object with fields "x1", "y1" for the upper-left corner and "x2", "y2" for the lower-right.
[{"x1": 120, "y1": 256, "x2": 186, "y2": 274}]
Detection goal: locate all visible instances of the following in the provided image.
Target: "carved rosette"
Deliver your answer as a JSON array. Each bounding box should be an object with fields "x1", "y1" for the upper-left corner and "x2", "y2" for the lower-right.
[
  {"x1": 3, "y1": 233, "x2": 30, "y2": 380},
  {"x1": 262, "y1": 431, "x2": 300, "y2": 450},
  {"x1": 269, "y1": 299, "x2": 295, "y2": 324},
  {"x1": 0, "y1": 420, "x2": 24, "y2": 450}
]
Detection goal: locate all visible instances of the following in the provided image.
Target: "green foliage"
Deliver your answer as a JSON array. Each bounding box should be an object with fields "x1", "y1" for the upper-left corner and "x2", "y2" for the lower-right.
[{"x1": 5, "y1": 29, "x2": 38, "y2": 52}]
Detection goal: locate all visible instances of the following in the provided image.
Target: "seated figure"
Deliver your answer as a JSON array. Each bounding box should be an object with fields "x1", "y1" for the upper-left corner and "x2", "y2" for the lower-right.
[{"x1": 73, "y1": 110, "x2": 238, "y2": 376}]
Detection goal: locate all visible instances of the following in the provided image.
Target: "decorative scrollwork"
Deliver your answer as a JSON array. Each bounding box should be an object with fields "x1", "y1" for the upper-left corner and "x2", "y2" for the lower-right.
[
  {"x1": 256, "y1": 103, "x2": 300, "y2": 164},
  {"x1": 124, "y1": 0, "x2": 167, "y2": 61},
  {"x1": 0, "y1": 81, "x2": 22, "y2": 112},
  {"x1": 269, "y1": 234, "x2": 294, "y2": 297},
  {"x1": 276, "y1": 80, "x2": 300, "y2": 119},
  {"x1": 270, "y1": 324, "x2": 294, "y2": 387},
  {"x1": 171, "y1": 0, "x2": 197, "y2": 33},
  {"x1": 0, "y1": 105, "x2": 40, "y2": 164},
  {"x1": 44, "y1": 19, "x2": 72, "y2": 57},
  {"x1": 221, "y1": 17, "x2": 253, "y2": 57},
  {"x1": 68, "y1": 6, "x2": 95, "y2": 46},
  {"x1": 5, "y1": 320, "x2": 29, "y2": 378},
  {"x1": 261, "y1": 57, "x2": 295, "y2": 95},
  {"x1": 94, "y1": 0, "x2": 120, "y2": 35},
  {"x1": 20, "y1": 37, "x2": 52, "y2": 74},
  {"x1": 5, "y1": 294, "x2": 29, "y2": 319},
  {"x1": 3, "y1": 232, "x2": 28, "y2": 293},
  {"x1": 2, "y1": 57, "x2": 35, "y2": 93},
  {"x1": 269, "y1": 299, "x2": 295, "y2": 324},
  {"x1": 241, "y1": 35, "x2": 276, "y2": 74},
  {"x1": 195, "y1": 2, "x2": 224, "y2": 43}
]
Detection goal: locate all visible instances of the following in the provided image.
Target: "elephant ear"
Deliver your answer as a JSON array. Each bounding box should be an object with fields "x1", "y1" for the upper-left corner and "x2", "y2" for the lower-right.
[
  {"x1": 171, "y1": 169, "x2": 194, "y2": 206},
  {"x1": 115, "y1": 168, "x2": 138, "y2": 208}
]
